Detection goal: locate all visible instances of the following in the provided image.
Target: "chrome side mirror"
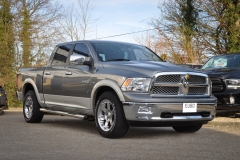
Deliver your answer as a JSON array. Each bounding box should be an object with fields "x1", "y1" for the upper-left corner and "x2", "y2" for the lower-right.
[{"x1": 70, "y1": 53, "x2": 93, "y2": 66}]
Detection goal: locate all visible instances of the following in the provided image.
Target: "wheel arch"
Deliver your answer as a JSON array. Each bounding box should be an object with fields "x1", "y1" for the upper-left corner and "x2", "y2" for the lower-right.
[
  {"x1": 22, "y1": 79, "x2": 44, "y2": 108},
  {"x1": 91, "y1": 80, "x2": 125, "y2": 113}
]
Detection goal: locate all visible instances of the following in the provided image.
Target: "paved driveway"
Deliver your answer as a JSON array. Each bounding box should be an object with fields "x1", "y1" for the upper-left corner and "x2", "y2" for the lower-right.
[{"x1": 1, "y1": 111, "x2": 240, "y2": 160}]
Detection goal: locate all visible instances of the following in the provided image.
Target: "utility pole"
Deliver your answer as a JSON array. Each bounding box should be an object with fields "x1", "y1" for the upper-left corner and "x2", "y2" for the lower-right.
[{"x1": 96, "y1": 25, "x2": 98, "y2": 39}]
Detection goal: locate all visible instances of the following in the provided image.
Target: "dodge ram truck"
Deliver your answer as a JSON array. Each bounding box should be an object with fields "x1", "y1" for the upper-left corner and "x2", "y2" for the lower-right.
[
  {"x1": 201, "y1": 53, "x2": 240, "y2": 114},
  {"x1": 16, "y1": 40, "x2": 217, "y2": 138}
]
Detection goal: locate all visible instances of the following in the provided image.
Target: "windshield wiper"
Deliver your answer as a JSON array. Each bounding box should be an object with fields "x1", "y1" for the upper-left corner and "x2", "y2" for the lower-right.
[{"x1": 106, "y1": 59, "x2": 130, "y2": 61}]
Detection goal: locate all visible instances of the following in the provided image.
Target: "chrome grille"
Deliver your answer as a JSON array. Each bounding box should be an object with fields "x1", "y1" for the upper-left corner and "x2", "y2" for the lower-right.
[
  {"x1": 152, "y1": 72, "x2": 209, "y2": 97},
  {"x1": 209, "y1": 76, "x2": 225, "y2": 92},
  {"x1": 152, "y1": 86, "x2": 178, "y2": 95},
  {"x1": 188, "y1": 87, "x2": 207, "y2": 95},
  {"x1": 188, "y1": 75, "x2": 206, "y2": 84},
  {"x1": 156, "y1": 75, "x2": 180, "y2": 83}
]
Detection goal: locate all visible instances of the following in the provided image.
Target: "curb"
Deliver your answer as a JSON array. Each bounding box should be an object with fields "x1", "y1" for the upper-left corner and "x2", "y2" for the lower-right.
[
  {"x1": 5, "y1": 108, "x2": 22, "y2": 112},
  {"x1": 205, "y1": 115, "x2": 240, "y2": 126},
  {"x1": 206, "y1": 121, "x2": 240, "y2": 127}
]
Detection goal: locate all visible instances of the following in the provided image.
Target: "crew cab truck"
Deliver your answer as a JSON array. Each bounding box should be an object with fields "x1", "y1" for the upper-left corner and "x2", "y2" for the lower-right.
[
  {"x1": 16, "y1": 40, "x2": 216, "y2": 138},
  {"x1": 201, "y1": 53, "x2": 240, "y2": 114}
]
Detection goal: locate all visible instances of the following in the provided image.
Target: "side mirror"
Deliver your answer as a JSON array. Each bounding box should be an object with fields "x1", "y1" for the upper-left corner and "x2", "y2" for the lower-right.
[{"x1": 70, "y1": 53, "x2": 93, "y2": 66}]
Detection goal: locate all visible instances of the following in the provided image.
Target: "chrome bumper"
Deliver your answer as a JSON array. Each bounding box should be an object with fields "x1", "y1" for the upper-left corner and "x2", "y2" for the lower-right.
[{"x1": 123, "y1": 102, "x2": 216, "y2": 122}]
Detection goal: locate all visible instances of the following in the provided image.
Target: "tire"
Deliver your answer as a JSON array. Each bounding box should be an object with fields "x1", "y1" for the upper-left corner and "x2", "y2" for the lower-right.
[
  {"x1": 23, "y1": 90, "x2": 44, "y2": 123},
  {"x1": 95, "y1": 91, "x2": 129, "y2": 138},
  {"x1": 172, "y1": 124, "x2": 202, "y2": 133}
]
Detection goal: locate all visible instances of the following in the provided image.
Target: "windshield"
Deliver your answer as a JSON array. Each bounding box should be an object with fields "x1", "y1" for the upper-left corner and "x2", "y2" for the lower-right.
[
  {"x1": 92, "y1": 42, "x2": 163, "y2": 62},
  {"x1": 202, "y1": 54, "x2": 240, "y2": 69}
]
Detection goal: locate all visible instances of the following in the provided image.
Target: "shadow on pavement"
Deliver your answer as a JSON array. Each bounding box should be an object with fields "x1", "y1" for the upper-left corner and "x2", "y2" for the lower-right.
[
  {"x1": 1, "y1": 111, "x2": 240, "y2": 160},
  {"x1": 0, "y1": 109, "x2": 4, "y2": 115}
]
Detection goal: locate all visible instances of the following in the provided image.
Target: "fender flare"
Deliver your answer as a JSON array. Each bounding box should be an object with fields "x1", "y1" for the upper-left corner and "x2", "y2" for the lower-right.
[
  {"x1": 90, "y1": 80, "x2": 125, "y2": 113},
  {"x1": 23, "y1": 78, "x2": 44, "y2": 108}
]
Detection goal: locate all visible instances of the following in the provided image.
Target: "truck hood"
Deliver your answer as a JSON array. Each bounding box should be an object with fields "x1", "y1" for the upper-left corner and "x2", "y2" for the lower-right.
[
  {"x1": 201, "y1": 67, "x2": 240, "y2": 79},
  {"x1": 102, "y1": 61, "x2": 204, "y2": 77}
]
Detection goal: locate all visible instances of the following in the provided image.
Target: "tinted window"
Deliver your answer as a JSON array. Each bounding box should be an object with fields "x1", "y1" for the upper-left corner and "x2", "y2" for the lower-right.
[
  {"x1": 92, "y1": 43, "x2": 163, "y2": 62},
  {"x1": 69, "y1": 43, "x2": 90, "y2": 65},
  {"x1": 202, "y1": 54, "x2": 240, "y2": 69},
  {"x1": 73, "y1": 43, "x2": 90, "y2": 56},
  {"x1": 52, "y1": 44, "x2": 73, "y2": 66}
]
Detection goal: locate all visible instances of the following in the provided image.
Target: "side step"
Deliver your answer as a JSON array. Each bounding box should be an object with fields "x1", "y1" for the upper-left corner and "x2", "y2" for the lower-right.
[{"x1": 40, "y1": 108, "x2": 87, "y2": 120}]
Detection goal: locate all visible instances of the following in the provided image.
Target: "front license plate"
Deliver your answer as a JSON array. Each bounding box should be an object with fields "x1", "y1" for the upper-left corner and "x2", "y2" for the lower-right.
[{"x1": 183, "y1": 103, "x2": 197, "y2": 113}]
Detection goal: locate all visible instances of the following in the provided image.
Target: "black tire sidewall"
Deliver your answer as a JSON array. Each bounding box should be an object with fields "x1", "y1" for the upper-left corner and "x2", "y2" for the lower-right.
[
  {"x1": 23, "y1": 90, "x2": 43, "y2": 123},
  {"x1": 95, "y1": 91, "x2": 129, "y2": 138},
  {"x1": 172, "y1": 124, "x2": 202, "y2": 133}
]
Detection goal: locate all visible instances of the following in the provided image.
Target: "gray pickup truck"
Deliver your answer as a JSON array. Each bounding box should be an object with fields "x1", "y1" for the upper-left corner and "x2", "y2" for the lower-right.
[{"x1": 16, "y1": 40, "x2": 216, "y2": 138}]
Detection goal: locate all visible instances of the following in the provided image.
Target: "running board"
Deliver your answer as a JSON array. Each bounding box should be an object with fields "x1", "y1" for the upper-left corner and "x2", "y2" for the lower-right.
[{"x1": 40, "y1": 108, "x2": 87, "y2": 120}]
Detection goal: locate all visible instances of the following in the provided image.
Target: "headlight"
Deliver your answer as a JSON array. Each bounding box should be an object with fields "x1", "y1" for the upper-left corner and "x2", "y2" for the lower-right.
[
  {"x1": 225, "y1": 79, "x2": 240, "y2": 89},
  {"x1": 121, "y1": 78, "x2": 151, "y2": 92}
]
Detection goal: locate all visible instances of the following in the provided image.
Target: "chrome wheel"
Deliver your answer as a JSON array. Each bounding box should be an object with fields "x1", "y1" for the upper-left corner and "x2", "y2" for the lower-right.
[
  {"x1": 24, "y1": 95, "x2": 33, "y2": 119},
  {"x1": 97, "y1": 99, "x2": 116, "y2": 132}
]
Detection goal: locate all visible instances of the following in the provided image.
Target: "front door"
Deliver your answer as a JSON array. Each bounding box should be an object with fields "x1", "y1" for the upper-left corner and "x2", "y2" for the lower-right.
[{"x1": 63, "y1": 43, "x2": 93, "y2": 110}]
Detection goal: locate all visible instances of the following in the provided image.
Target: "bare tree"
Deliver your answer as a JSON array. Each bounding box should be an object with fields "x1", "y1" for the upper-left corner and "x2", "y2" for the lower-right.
[
  {"x1": 14, "y1": 0, "x2": 62, "y2": 68},
  {"x1": 58, "y1": 0, "x2": 98, "y2": 41},
  {"x1": 133, "y1": 29, "x2": 175, "y2": 61},
  {"x1": 196, "y1": 0, "x2": 240, "y2": 54},
  {"x1": 149, "y1": 0, "x2": 205, "y2": 64}
]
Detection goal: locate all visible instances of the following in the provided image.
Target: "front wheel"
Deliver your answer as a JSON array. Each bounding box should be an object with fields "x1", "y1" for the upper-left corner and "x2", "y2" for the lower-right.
[
  {"x1": 23, "y1": 90, "x2": 44, "y2": 123},
  {"x1": 172, "y1": 124, "x2": 202, "y2": 133},
  {"x1": 95, "y1": 91, "x2": 129, "y2": 138}
]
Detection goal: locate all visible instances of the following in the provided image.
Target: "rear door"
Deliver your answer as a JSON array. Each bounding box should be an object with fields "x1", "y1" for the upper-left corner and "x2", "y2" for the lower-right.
[{"x1": 43, "y1": 44, "x2": 73, "y2": 108}]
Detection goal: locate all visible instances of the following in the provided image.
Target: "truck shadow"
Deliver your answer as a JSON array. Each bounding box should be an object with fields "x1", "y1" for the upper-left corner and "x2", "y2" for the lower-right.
[
  {"x1": 2, "y1": 112, "x2": 240, "y2": 159},
  {"x1": 41, "y1": 114, "x2": 181, "y2": 138}
]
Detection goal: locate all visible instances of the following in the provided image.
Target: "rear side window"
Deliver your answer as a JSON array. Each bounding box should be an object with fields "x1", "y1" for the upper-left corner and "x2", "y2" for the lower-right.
[{"x1": 52, "y1": 44, "x2": 73, "y2": 66}]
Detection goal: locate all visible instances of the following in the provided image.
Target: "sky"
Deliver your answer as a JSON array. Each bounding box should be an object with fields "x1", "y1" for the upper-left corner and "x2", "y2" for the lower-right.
[{"x1": 59, "y1": 0, "x2": 163, "y2": 44}]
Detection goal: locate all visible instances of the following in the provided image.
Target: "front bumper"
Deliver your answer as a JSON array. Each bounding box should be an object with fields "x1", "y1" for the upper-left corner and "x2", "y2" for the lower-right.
[
  {"x1": 123, "y1": 102, "x2": 216, "y2": 123},
  {"x1": 214, "y1": 93, "x2": 240, "y2": 112},
  {"x1": 216, "y1": 104, "x2": 240, "y2": 114}
]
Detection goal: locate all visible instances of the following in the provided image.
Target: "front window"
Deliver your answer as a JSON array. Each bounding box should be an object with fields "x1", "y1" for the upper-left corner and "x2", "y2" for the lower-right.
[
  {"x1": 92, "y1": 42, "x2": 163, "y2": 62},
  {"x1": 202, "y1": 54, "x2": 240, "y2": 69}
]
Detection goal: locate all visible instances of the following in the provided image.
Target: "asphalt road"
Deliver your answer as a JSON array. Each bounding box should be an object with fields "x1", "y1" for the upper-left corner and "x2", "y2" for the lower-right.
[{"x1": 1, "y1": 111, "x2": 240, "y2": 160}]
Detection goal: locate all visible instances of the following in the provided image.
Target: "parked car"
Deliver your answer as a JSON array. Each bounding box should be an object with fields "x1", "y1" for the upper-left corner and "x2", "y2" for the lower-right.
[
  {"x1": 201, "y1": 53, "x2": 240, "y2": 114},
  {"x1": 0, "y1": 86, "x2": 8, "y2": 110},
  {"x1": 16, "y1": 40, "x2": 216, "y2": 138}
]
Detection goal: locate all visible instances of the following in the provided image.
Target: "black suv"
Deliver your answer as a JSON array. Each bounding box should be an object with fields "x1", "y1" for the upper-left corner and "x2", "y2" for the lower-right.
[
  {"x1": 0, "y1": 86, "x2": 8, "y2": 110},
  {"x1": 201, "y1": 53, "x2": 240, "y2": 114}
]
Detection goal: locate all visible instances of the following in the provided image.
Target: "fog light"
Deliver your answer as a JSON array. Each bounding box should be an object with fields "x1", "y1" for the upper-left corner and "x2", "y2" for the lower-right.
[
  {"x1": 230, "y1": 96, "x2": 235, "y2": 104},
  {"x1": 138, "y1": 106, "x2": 153, "y2": 114}
]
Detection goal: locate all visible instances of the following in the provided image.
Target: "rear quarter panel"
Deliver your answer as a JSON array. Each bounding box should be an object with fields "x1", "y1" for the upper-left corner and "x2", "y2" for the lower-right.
[{"x1": 17, "y1": 67, "x2": 45, "y2": 99}]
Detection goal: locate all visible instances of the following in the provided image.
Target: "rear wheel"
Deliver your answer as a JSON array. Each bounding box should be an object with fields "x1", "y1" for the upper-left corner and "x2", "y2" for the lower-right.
[
  {"x1": 172, "y1": 124, "x2": 202, "y2": 133},
  {"x1": 23, "y1": 90, "x2": 44, "y2": 123},
  {"x1": 95, "y1": 91, "x2": 129, "y2": 138}
]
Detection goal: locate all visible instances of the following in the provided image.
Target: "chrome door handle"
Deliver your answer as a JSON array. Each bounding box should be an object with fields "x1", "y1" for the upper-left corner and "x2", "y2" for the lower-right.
[
  {"x1": 65, "y1": 72, "x2": 72, "y2": 75},
  {"x1": 45, "y1": 72, "x2": 51, "y2": 75}
]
